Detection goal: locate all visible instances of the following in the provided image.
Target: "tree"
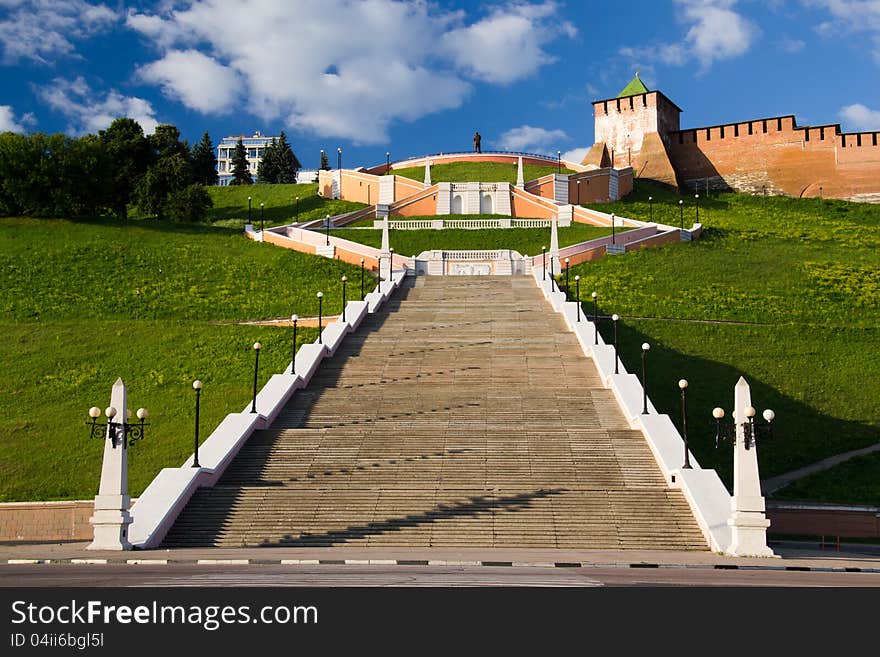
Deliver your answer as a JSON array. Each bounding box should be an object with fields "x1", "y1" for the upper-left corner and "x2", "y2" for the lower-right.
[
  {"x1": 256, "y1": 138, "x2": 279, "y2": 183},
  {"x1": 230, "y1": 138, "x2": 252, "y2": 185},
  {"x1": 165, "y1": 184, "x2": 213, "y2": 222},
  {"x1": 191, "y1": 131, "x2": 218, "y2": 186},
  {"x1": 273, "y1": 131, "x2": 301, "y2": 183},
  {"x1": 149, "y1": 124, "x2": 189, "y2": 160},
  {"x1": 135, "y1": 153, "x2": 192, "y2": 220},
  {"x1": 319, "y1": 150, "x2": 330, "y2": 171},
  {"x1": 99, "y1": 118, "x2": 152, "y2": 219}
]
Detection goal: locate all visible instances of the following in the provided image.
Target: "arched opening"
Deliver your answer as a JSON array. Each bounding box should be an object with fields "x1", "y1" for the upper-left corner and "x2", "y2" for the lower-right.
[
  {"x1": 480, "y1": 192, "x2": 493, "y2": 214},
  {"x1": 451, "y1": 194, "x2": 463, "y2": 214}
]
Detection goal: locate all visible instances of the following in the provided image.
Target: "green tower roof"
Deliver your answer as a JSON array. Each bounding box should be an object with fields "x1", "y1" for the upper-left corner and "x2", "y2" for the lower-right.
[{"x1": 617, "y1": 73, "x2": 650, "y2": 98}]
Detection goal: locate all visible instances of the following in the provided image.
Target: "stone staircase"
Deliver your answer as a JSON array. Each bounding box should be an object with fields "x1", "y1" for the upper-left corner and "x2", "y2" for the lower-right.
[{"x1": 163, "y1": 277, "x2": 706, "y2": 550}]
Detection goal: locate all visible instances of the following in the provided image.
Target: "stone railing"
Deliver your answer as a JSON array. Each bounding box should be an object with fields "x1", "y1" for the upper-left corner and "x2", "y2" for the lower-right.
[
  {"x1": 373, "y1": 217, "x2": 553, "y2": 230},
  {"x1": 442, "y1": 250, "x2": 507, "y2": 260}
]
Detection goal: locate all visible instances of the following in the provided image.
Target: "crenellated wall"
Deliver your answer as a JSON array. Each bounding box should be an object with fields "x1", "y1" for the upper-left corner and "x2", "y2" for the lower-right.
[
  {"x1": 666, "y1": 116, "x2": 880, "y2": 199},
  {"x1": 588, "y1": 88, "x2": 880, "y2": 201}
]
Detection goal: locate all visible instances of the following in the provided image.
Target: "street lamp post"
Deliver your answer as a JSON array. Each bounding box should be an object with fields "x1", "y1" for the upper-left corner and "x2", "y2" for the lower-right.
[
  {"x1": 611, "y1": 213, "x2": 616, "y2": 245},
  {"x1": 695, "y1": 193, "x2": 700, "y2": 223},
  {"x1": 541, "y1": 246, "x2": 546, "y2": 280},
  {"x1": 386, "y1": 152, "x2": 390, "y2": 174},
  {"x1": 295, "y1": 196, "x2": 299, "y2": 222},
  {"x1": 389, "y1": 248, "x2": 394, "y2": 277},
  {"x1": 260, "y1": 202, "x2": 265, "y2": 232},
  {"x1": 648, "y1": 196, "x2": 654, "y2": 222},
  {"x1": 85, "y1": 405, "x2": 148, "y2": 448},
  {"x1": 575, "y1": 275, "x2": 581, "y2": 321},
  {"x1": 564, "y1": 258, "x2": 570, "y2": 300},
  {"x1": 247, "y1": 196, "x2": 252, "y2": 224},
  {"x1": 291, "y1": 315, "x2": 298, "y2": 375},
  {"x1": 337, "y1": 147, "x2": 342, "y2": 171},
  {"x1": 360, "y1": 258, "x2": 365, "y2": 300},
  {"x1": 641, "y1": 342, "x2": 650, "y2": 414},
  {"x1": 192, "y1": 380, "x2": 202, "y2": 468},
  {"x1": 341, "y1": 276, "x2": 348, "y2": 322},
  {"x1": 679, "y1": 199, "x2": 684, "y2": 229},
  {"x1": 317, "y1": 292, "x2": 324, "y2": 343},
  {"x1": 679, "y1": 379, "x2": 691, "y2": 468},
  {"x1": 612, "y1": 314, "x2": 620, "y2": 374},
  {"x1": 576, "y1": 180, "x2": 581, "y2": 205},
  {"x1": 325, "y1": 214, "x2": 331, "y2": 246},
  {"x1": 557, "y1": 150, "x2": 561, "y2": 174},
  {"x1": 250, "y1": 342, "x2": 261, "y2": 414},
  {"x1": 591, "y1": 291, "x2": 598, "y2": 345}
]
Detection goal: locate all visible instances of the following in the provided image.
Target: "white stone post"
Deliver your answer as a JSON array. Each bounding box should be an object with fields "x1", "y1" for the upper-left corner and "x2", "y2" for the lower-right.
[
  {"x1": 424, "y1": 159, "x2": 432, "y2": 186},
  {"x1": 727, "y1": 377, "x2": 774, "y2": 557},
  {"x1": 380, "y1": 214, "x2": 391, "y2": 281},
  {"x1": 88, "y1": 378, "x2": 133, "y2": 550},
  {"x1": 516, "y1": 156, "x2": 524, "y2": 189},
  {"x1": 549, "y1": 215, "x2": 560, "y2": 275}
]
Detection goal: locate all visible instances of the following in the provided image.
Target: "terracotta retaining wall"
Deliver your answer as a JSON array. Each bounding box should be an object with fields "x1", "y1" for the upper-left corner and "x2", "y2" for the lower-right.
[
  {"x1": 767, "y1": 505, "x2": 880, "y2": 539},
  {"x1": 0, "y1": 500, "x2": 132, "y2": 543}
]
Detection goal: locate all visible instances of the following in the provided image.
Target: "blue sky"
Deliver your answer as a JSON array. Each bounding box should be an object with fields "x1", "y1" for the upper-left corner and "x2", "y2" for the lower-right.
[{"x1": 1, "y1": 0, "x2": 879, "y2": 169}]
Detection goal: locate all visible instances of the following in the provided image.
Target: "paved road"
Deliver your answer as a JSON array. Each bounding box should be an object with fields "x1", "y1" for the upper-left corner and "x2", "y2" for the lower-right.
[{"x1": 2, "y1": 564, "x2": 879, "y2": 587}]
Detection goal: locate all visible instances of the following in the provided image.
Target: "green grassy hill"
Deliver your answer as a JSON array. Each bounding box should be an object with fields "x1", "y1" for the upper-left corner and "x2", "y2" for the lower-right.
[
  {"x1": 572, "y1": 183, "x2": 880, "y2": 504},
  {"x1": 392, "y1": 161, "x2": 574, "y2": 185},
  {"x1": 0, "y1": 216, "x2": 368, "y2": 501},
  {"x1": 205, "y1": 183, "x2": 366, "y2": 229}
]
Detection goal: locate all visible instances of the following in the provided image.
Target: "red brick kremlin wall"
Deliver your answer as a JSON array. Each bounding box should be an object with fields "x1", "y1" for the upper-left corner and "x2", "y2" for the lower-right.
[{"x1": 587, "y1": 91, "x2": 880, "y2": 201}]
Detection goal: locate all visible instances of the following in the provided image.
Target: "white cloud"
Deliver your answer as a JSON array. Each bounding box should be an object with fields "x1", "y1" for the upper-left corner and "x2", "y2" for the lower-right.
[
  {"x1": 138, "y1": 49, "x2": 241, "y2": 114},
  {"x1": 778, "y1": 36, "x2": 806, "y2": 52},
  {"x1": 840, "y1": 103, "x2": 880, "y2": 131},
  {"x1": 0, "y1": 0, "x2": 117, "y2": 64},
  {"x1": 126, "y1": 0, "x2": 575, "y2": 143},
  {"x1": 0, "y1": 104, "x2": 34, "y2": 132},
  {"x1": 497, "y1": 125, "x2": 569, "y2": 153},
  {"x1": 681, "y1": 0, "x2": 759, "y2": 68},
  {"x1": 561, "y1": 147, "x2": 589, "y2": 163},
  {"x1": 804, "y1": 0, "x2": 880, "y2": 62},
  {"x1": 440, "y1": 2, "x2": 577, "y2": 84},
  {"x1": 36, "y1": 76, "x2": 159, "y2": 135},
  {"x1": 620, "y1": 1, "x2": 759, "y2": 74}
]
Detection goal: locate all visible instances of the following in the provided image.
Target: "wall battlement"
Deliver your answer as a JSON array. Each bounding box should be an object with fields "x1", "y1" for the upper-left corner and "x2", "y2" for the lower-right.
[{"x1": 585, "y1": 78, "x2": 880, "y2": 202}]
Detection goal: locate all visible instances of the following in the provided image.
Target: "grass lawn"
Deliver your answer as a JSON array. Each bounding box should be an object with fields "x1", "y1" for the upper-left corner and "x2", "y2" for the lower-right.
[
  {"x1": 392, "y1": 161, "x2": 574, "y2": 185},
  {"x1": 773, "y1": 452, "x2": 880, "y2": 507},
  {"x1": 329, "y1": 223, "x2": 622, "y2": 255},
  {"x1": 567, "y1": 182, "x2": 880, "y2": 502},
  {"x1": 205, "y1": 183, "x2": 366, "y2": 229},
  {"x1": 0, "y1": 216, "x2": 368, "y2": 501}
]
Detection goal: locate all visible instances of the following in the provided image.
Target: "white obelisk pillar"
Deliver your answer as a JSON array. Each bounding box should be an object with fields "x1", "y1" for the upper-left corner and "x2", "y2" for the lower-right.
[
  {"x1": 380, "y1": 214, "x2": 391, "y2": 282},
  {"x1": 424, "y1": 159, "x2": 432, "y2": 186},
  {"x1": 549, "y1": 214, "x2": 560, "y2": 275},
  {"x1": 516, "y1": 156, "x2": 524, "y2": 189},
  {"x1": 88, "y1": 378, "x2": 133, "y2": 550},
  {"x1": 727, "y1": 377, "x2": 774, "y2": 557}
]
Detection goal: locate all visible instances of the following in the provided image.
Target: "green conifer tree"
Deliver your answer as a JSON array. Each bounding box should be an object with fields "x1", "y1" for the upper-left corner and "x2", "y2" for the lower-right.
[
  {"x1": 273, "y1": 131, "x2": 301, "y2": 184},
  {"x1": 257, "y1": 138, "x2": 279, "y2": 183},
  {"x1": 230, "y1": 138, "x2": 252, "y2": 185},
  {"x1": 191, "y1": 131, "x2": 219, "y2": 186}
]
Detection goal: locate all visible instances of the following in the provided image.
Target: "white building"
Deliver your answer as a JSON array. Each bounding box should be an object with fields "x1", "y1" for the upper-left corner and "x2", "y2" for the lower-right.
[{"x1": 216, "y1": 131, "x2": 275, "y2": 185}]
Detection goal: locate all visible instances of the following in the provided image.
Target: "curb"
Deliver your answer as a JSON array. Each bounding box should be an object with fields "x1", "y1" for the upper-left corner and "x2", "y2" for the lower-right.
[{"x1": 4, "y1": 558, "x2": 879, "y2": 573}]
